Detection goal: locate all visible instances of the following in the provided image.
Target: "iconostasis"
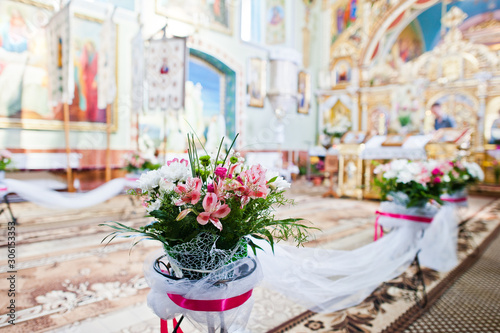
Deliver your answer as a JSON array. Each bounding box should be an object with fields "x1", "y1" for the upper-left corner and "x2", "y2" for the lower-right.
[{"x1": 319, "y1": 0, "x2": 500, "y2": 148}]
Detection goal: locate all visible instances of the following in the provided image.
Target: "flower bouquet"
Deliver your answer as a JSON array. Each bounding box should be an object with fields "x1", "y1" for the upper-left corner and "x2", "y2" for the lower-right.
[
  {"x1": 438, "y1": 160, "x2": 484, "y2": 206},
  {"x1": 373, "y1": 159, "x2": 443, "y2": 208},
  {"x1": 324, "y1": 118, "x2": 352, "y2": 140},
  {"x1": 372, "y1": 159, "x2": 443, "y2": 240},
  {"x1": 101, "y1": 134, "x2": 312, "y2": 331},
  {"x1": 123, "y1": 151, "x2": 160, "y2": 175}
]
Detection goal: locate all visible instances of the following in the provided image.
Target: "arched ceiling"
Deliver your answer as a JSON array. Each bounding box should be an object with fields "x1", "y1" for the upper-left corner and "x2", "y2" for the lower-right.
[
  {"x1": 417, "y1": 0, "x2": 500, "y2": 51},
  {"x1": 362, "y1": 0, "x2": 500, "y2": 67}
]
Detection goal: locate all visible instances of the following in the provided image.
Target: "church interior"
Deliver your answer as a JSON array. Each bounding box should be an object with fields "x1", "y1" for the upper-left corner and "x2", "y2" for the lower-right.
[{"x1": 1, "y1": 0, "x2": 500, "y2": 332}]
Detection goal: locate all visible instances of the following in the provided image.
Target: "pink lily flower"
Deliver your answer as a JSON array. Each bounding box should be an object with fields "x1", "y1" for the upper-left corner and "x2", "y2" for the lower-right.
[
  {"x1": 197, "y1": 193, "x2": 231, "y2": 231},
  {"x1": 174, "y1": 178, "x2": 202, "y2": 206}
]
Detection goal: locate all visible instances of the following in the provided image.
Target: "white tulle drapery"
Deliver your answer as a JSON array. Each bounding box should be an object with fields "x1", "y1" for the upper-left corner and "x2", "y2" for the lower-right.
[
  {"x1": 253, "y1": 202, "x2": 459, "y2": 314},
  {"x1": 0, "y1": 178, "x2": 136, "y2": 210},
  {"x1": 144, "y1": 251, "x2": 262, "y2": 332}
]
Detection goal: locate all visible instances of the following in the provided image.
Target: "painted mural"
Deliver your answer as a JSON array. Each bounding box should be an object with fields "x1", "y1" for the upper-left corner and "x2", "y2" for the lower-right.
[
  {"x1": 331, "y1": 0, "x2": 357, "y2": 44},
  {"x1": 390, "y1": 21, "x2": 425, "y2": 64},
  {"x1": 0, "y1": 0, "x2": 115, "y2": 130},
  {"x1": 0, "y1": 0, "x2": 51, "y2": 120}
]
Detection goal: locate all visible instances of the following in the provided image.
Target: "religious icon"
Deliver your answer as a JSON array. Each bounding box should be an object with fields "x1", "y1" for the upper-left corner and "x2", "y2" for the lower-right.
[
  {"x1": 269, "y1": 5, "x2": 284, "y2": 25},
  {"x1": 266, "y1": 0, "x2": 286, "y2": 44},
  {"x1": 160, "y1": 58, "x2": 169, "y2": 74},
  {"x1": 298, "y1": 71, "x2": 311, "y2": 114},
  {"x1": 247, "y1": 58, "x2": 266, "y2": 108},
  {"x1": 331, "y1": 58, "x2": 352, "y2": 88}
]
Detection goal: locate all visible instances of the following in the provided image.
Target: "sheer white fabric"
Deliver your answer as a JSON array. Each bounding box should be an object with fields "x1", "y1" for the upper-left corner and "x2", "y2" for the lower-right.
[
  {"x1": 253, "y1": 229, "x2": 417, "y2": 313},
  {"x1": 1, "y1": 178, "x2": 136, "y2": 209},
  {"x1": 253, "y1": 202, "x2": 458, "y2": 314},
  {"x1": 144, "y1": 251, "x2": 262, "y2": 332}
]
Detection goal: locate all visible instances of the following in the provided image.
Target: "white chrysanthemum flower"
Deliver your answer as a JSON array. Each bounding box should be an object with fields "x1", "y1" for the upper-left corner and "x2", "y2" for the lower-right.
[
  {"x1": 137, "y1": 170, "x2": 162, "y2": 192},
  {"x1": 390, "y1": 159, "x2": 409, "y2": 172},
  {"x1": 407, "y1": 162, "x2": 423, "y2": 175},
  {"x1": 159, "y1": 178, "x2": 175, "y2": 192},
  {"x1": 396, "y1": 170, "x2": 413, "y2": 184},
  {"x1": 158, "y1": 162, "x2": 190, "y2": 183},
  {"x1": 383, "y1": 170, "x2": 398, "y2": 179},
  {"x1": 266, "y1": 170, "x2": 291, "y2": 191},
  {"x1": 146, "y1": 198, "x2": 162, "y2": 213}
]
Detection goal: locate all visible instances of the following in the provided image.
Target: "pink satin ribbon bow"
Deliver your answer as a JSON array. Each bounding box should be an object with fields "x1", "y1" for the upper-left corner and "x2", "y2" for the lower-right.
[
  {"x1": 374, "y1": 210, "x2": 433, "y2": 241},
  {"x1": 167, "y1": 289, "x2": 253, "y2": 312}
]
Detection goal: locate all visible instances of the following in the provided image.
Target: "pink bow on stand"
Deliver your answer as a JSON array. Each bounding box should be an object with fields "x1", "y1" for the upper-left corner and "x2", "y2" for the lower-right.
[{"x1": 374, "y1": 211, "x2": 433, "y2": 241}]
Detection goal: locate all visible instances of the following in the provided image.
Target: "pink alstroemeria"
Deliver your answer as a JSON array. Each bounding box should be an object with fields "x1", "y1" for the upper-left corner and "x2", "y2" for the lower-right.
[
  {"x1": 174, "y1": 177, "x2": 202, "y2": 206},
  {"x1": 197, "y1": 193, "x2": 231, "y2": 231},
  {"x1": 167, "y1": 158, "x2": 189, "y2": 166}
]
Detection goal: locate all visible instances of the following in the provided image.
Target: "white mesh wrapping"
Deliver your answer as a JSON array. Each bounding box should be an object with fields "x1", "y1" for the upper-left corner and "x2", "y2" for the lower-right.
[
  {"x1": 163, "y1": 233, "x2": 248, "y2": 279},
  {"x1": 144, "y1": 250, "x2": 263, "y2": 332}
]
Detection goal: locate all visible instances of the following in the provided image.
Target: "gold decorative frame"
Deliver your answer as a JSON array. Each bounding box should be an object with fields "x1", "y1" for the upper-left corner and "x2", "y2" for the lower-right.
[
  {"x1": 330, "y1": 57, "x2": 353, "y2": 89},
  {"x1": 297, "y1": 71, "x2": 311, "y2": 114},
  {"x1": 0, "y1": 2, "x2": 119, "y2": 132},
  {"x1": 247, "y1": 58, "x2": 266, "y2": 108}
]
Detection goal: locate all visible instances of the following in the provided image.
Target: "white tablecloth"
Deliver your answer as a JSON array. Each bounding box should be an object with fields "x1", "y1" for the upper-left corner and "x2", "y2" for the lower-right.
[{"x1": 361, "y1": 135, "x2": 432, "y2": 160}]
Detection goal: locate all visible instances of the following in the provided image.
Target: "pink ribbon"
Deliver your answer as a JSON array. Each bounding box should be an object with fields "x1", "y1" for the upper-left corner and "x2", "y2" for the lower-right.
[
  {"x1": 441, "y1": 197, "x2": 467, "y2": 203},
  {"x1": 374, "y1": 210, "x2": 433, "y2": 241},
  {"x1": 160, "y1": 318, "x2": 183, "y2": 333},
  {"x1": 167, "y1": 289, "x2": 253, "y2": 312}
]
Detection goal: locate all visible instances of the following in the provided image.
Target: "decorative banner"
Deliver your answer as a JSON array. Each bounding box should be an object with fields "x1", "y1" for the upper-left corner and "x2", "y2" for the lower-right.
[
  {"x1": 131, "y1": 29, "x2": 145, "y2": 112},
  {"x1": 97, "y1": 15, "x2": 117, "y2": 109},
  {"x1": 266, "y1": 0, "x2": 286, "y2": 45},
  {"x1": 46, "y1": 4, "x2": 74, "y2": 106},
  {"x1": 146, "y1": 37, "x2": 187, "y2": 111}
]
